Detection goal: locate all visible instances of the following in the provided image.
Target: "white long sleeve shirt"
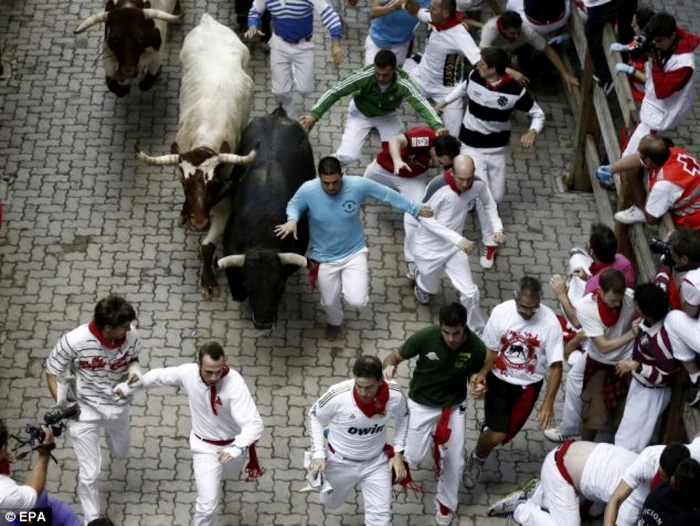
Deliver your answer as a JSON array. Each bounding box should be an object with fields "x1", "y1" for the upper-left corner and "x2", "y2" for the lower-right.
[
  {"x1": 139, "y1": 363, "x2": 264, "y2": 446},
  {"x1": 414, "y1": 174, "x2": 502, "y2": 254},
  {"x1": 308, "y1": 379, "x2": 409, "y2": 461}
]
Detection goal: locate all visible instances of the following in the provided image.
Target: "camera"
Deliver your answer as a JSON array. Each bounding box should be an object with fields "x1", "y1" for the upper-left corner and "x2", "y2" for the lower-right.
[
  {"x1": 25, "y1": 403, "x2": 80, "y2": 444},
  {"x1": 629, "y1": 35, "x2": 654, "y2": 61},
  {"x1": 650, "y1": 238, "x2": 675, "y2": 268}
]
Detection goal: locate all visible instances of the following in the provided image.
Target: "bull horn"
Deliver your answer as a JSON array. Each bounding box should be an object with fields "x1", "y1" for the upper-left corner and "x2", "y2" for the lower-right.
[
  {"x1": 74, "y1": 12, "x2": 109, "y2": 34},
  {"x1": 218, "y1": 150, "x2": 257, "y2": 165},
  {"x1": 217, "y1": 255, "x2": 245, "y2": 268},
  {"x1": 279, "y1": 253, "x2": 308, "y2": 268},
  {"x1": 143, "y1": 9, "x2": 183, "y2": 23},
  {"x1": 136, "y1": 148, "x2": 180, "y2": 166}
]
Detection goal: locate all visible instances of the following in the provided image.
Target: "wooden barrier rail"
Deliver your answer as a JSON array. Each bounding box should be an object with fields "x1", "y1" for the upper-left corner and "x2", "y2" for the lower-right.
[{"x1": 563, "y1": 6, "x2": 693, "y2": 441}]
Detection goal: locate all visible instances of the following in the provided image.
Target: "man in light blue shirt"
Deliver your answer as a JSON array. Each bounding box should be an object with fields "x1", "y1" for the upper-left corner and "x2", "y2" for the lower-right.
[
  {"x1": 365, "y1": 0, "x2": 429, "y2": 66},
  {"x1": 275, "y1": 156, "x2": 433, "y2": 339}
]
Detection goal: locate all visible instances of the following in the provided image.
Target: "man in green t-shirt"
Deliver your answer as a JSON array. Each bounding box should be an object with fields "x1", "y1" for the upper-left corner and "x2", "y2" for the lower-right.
[{"x1": 383, "y1": 302, "x2": 493, "y2": 526}]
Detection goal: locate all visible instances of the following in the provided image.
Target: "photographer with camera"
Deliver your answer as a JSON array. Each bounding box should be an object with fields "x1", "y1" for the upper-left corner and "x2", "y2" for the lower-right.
[
  {"x1": 44, "y1": 295, "x2": 142, "y2": 524},
  {"x1": 0, "y1": 420, "x2": 53, "y2": 509}
]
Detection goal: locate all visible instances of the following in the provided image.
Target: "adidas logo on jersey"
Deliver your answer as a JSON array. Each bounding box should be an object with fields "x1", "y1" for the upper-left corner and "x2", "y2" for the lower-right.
[{"x1": 348, "y1": 424, "x2": 385, "y2": 436}]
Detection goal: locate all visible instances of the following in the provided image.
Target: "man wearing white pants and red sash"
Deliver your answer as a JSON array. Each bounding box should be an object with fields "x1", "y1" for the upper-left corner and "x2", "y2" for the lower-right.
[
  {"x1": 411, "y1": 154, "x2": 503, "y2": 330},
  {"x1": 383, "y1": 302, "x2": 488, "y2": 525},
  {"x1": 307, "y1": 355, "x2": 410, "y2": 526},
  {"x1": 45, "y1": 295, "x2": 142, "y2": 524},
  {"x1": 364, "y1": 128, "x2": 461, "y2": 280},
  {"x1": 118, "y1": 342, "x2": 264, "y2": 526},
  {"x1": 276, "y1": 156, "x2": 433, "y2": 340}
]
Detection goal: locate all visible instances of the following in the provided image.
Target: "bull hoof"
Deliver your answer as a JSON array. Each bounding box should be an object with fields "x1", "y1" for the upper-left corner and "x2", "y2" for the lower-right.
[
  {"x1": 139, "y1": 71, "x2": 159, "y2": 92},
  {"x1": 200, "y1": 284, "x2": 219, "y2": 300},
  {"x1": 107, "y1": 78, "x2": 130, "y2": 97}
]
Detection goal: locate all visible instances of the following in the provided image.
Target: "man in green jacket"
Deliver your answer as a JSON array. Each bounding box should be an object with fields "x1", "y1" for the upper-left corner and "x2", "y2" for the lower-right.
[{"x1": 299, "y1": 49, "x2": 447, "y2": 167}]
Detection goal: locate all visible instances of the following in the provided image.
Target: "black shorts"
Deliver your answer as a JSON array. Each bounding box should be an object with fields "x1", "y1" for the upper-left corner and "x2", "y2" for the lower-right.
[{"x1": 483, "y1": 372, "x2": 544, "y2": 443}]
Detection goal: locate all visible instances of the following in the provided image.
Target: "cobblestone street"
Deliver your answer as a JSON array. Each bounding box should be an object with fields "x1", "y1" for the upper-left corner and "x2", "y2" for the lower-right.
[{"x1": 0, "y1": 0, "x2": 698, "y2": 524}]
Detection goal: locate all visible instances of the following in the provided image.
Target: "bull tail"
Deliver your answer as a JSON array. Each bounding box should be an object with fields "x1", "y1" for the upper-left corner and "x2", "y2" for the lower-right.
[{"x1": 272, "y1": 104, "x2": 287, "y2": 118}]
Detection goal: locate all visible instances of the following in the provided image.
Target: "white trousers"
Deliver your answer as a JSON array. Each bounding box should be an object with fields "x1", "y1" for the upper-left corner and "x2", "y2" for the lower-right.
[
  {"x1": 335, "y1": 100, "x2": 404, "y2": 167},
  {"x1": 621, "y1": 121, "x2": 653, "y2": 157},
  {"x1": 190, "y1": 434, "x2": 247, "y2": 526},
  {"x1": 405, "y1": 400, "x2": 466, "y2": 513},
  {"x1": 514, "y1": 448, "x2": 644, "y2": 526},
  {"x1": 269, "y1": 34, "x2": 315, "y2": 120},
  {"x1": 364, "y1": 160, "x2": 426, "y2": 263},
  {"x1": 318, "y1": 249, "x2": 370, "y2": 326},
  {"x1": 414, "y1": 246, "x2": 485, "y2": 330},
  {"x1": 321, "y1": 450, "x2": 392, "y2": 526},
  {"x1": 559, "y1": 350, "x2": 586, "y2": 437},
  {"x1": 69, "y1": 406, "x2": 131, "y2": 523},
  {"x1": 403, "y1": 58, "x2": 462, "y2": 137},
  {"x1": 460, "y1": 145, "x2": 506, "y2": 246},
  {"x1": 514, "y1": 449, "x2": 581, "y2": 526},
  {"x1": 364, "y1": 35, "x2": 411, "y2": 67},
  {"x1": 615, "y1": 379, "x2": 671, "y2": 454},
  {"x1": 664, "y1": 309, "x2": 700, "y2": 361}
]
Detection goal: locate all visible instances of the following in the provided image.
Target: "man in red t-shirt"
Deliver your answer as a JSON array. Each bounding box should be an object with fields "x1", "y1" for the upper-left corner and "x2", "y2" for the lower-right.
[{"x1": 364, "y1": 128, "x2": 461, "y2": 279}]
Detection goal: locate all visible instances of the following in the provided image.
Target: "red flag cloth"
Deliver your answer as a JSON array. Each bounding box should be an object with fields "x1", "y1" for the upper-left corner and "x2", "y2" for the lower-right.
[
  {"x1": 244, "y1": 442, "x2": 264, "y2": 481},
  {"x1": 383, "y1": 444, "x2": 422, "y2": 492}
]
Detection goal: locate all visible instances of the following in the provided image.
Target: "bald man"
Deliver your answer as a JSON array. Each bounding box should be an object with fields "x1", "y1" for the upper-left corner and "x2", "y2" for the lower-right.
[
  {"x1": 605, "y1": 135, "x2": 700, "y2": 229},
  {"x1": 411, "y1": 155, "x2": 503, "y2": 330}
]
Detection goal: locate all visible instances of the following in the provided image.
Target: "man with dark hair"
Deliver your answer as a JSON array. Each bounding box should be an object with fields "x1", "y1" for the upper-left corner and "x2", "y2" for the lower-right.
[
  {"x1": 411, "y1": 154, "x2": 503, "y2": 329},
  {"x1": 614, "y1": 284, "x2": 680, "y2": 452},
  {"x1": 573, "y1": 269, "x2": 636, "y2": 441},
  {"x1": 479, "y1": 11, "x2": 579, "y2": 88},
  {"x1": 608, "y1": 135, "x2": 700, "y2": 228},
  {"x1": 300, "y1": 50, "x2": 446, "y2": 167},
  {"x1": 463, "y1": 277, "x2": 564, "y2": 490},
  {"x1": 364, "y1": 130, "x2": 461, "y2": 280},
  {"x1": 307, "y1": 355, "x2": 409, "y2": 526},
  {"x1": 44, "y1": 295, "x2": 142, "y2": 524},
  {"x1": 437, "y1": 46, "x2": 544, "y2": 269},
  {"x1": 117, "y1": 341, "x2": 264, "y2": 526},
  {"x1": 276, "y1": 156, "x2": 433, "y2": 340},
  {"x1": 383, "y1": 302, "x2": 487, "y2": 525},
  {"x1": 638, "y1": 458, "x2": 700, "y2": 525},
  {"x1": 547, "y1": 235, "x2": 636, "y2": 444},
  {"x1": 604, "y1": 439, "x2": 700, "y2": 525}
]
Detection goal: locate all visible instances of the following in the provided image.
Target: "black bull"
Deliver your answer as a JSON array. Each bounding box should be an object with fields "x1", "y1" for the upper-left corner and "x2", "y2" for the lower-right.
[{"x1": 221, "y1": 108, "x2": 314, "y2": 329}]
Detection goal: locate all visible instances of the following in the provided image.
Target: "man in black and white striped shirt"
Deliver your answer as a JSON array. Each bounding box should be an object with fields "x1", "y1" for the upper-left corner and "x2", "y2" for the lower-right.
[
  {"x1": 45, "y1": 295, "x2": 142, "y2": 524},
  {"x1": 437, "y1": 47, "x2": 545, "y2": 270}
]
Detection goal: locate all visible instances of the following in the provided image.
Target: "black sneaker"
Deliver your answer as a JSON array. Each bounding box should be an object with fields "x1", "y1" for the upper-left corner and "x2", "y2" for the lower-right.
[{"x1": 685, "y1": 380, "x2": 700, "y2": 407}]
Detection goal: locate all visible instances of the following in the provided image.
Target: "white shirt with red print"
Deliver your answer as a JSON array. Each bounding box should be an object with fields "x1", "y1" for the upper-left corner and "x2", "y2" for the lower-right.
[
  {"x1": 45, "y1": 322, "x2": 141, "y2": 418},
  {"x1": 482, "y1": 299, "x2": 564, "y2": 386}
]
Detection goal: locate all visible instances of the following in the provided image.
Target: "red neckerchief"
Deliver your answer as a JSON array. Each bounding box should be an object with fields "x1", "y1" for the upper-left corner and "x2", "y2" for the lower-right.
[
  {"x1": 589, "y1": 261, "x2": 610, "y2": 276},
  {"x1": 485, "y1": 74, "x2": 515, "y2": 91},
  {"x1": 444, "y1": 170, "x2": 462, "y2": 195},
  {"x1": 88, "y1": 320, "x2": 125, "y2": 350},
  {"x1": 650, "y1": 469, "x2": 664, "y2": 490},
  {"x1": 431, "y1": 12, "x2": 464, "y2": 31},
  {"x1": 497, "y1": 16, "x2": 518, "y2": 41},
  {"x1": 353, "y1": 380, "x2": 389, "y2": 418},
  {"x1": 595, "y1": 292, "x2": 622, "y2": 327},
  {"x1": 210, "y1": 364, "x2": 230, "y2": 415}
]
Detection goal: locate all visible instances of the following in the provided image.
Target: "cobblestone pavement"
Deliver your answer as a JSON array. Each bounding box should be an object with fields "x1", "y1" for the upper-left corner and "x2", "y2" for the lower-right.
[{"x1": 0, "y1": 0, "x2": 698, "y2": 524}]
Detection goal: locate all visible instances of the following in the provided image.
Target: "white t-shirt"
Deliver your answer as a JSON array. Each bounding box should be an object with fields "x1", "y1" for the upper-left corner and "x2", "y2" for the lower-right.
[
  {"x1": 623, "y1": 436, "x2": 700, "y2": 490},
  {"x1": 580, "y1": 443, "x2": 638, "y2": 503},
  {"x1": 645, "y1": 180, "x2": 684, "y2": 218},
  {"x1": 0, "y1": 475, "x2": 37, "y2": 508},
  {"x1": 681, "y1": 268, "x2": 700, "y2": 306},
  {"x1": 479, "y1": 16, "x2": 547, "y2": 52},
  {"x1": 576, "y1": 290, "x2": 635, "y2": 364},
  {"x1": 482, "y1": 300, "x2": 564, "y2": 386},
  {"x1": 308, "y1": 379, "x2": 410, "y2": 460}
]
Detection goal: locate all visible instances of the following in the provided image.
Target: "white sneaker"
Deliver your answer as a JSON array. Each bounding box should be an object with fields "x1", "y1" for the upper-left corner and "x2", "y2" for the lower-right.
[
  {"x1": 414, "y1": 284, "x2": 431, "y2": 305},
  {"x1": 462, "y1": 452, "x2": 484, "y2": 489},
  {"x1": 434, "y1": 499, "x2": 454, "y2": 526},
  {"x1": 480, "y1": 246, "x2": 497, "y2": 270},
  {"x1": 406, "y1": 262, "x2": 416, "y2": 281},
  {"x1": 543, "y1": 428, "x2": 580, "y2": 443},
  {"x1": 614, "y1": 205, "x2": 646, "y2": 224}
]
